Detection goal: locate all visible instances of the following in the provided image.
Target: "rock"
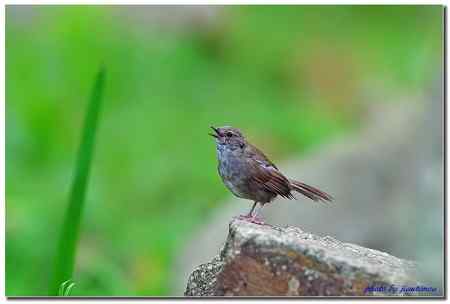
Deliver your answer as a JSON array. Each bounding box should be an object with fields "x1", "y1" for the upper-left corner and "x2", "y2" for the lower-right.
[
  {"x1": 185, "y1": 219, "x2": 421, "y2": 296},
  {"x1": 184, "y1": 255, "x2": 224, "y2": 296}
]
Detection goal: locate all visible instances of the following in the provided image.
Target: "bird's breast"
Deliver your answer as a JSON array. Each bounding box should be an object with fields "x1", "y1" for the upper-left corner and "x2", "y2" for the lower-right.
[
  {"x1": 216, "y1": 145, "x2": 249, "y2": 198},
  {"x1": 216, "y1": 146, "x2": 242, "y2": 178}
]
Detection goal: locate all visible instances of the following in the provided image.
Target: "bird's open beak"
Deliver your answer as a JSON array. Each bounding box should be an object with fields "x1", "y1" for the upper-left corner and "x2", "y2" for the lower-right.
[{"x1": 209, "y1": 126, "x2": 220, "y2": 138}]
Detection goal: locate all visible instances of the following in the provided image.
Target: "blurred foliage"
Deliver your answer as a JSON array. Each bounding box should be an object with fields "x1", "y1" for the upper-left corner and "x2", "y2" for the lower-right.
[{"x1": 6, "y1": 5, "x2": 442, "y2": 295}]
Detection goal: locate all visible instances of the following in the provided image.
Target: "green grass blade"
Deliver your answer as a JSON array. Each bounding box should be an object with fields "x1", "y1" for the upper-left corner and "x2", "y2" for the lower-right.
[
  {"x1": 58, "y1": 279, "x2": 76, "y2": 296},
  {"x1": 49, "y1": 68, "x2": 106, "y2": 295}
]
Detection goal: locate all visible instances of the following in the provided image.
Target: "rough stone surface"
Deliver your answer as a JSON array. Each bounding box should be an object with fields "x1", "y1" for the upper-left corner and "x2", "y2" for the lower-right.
[
  {"x1": 185, "y1": 219, "x2": 420, "y2": 296},
  {"x1": 185, "y1": 255, "x2": 224, "y2": 296}
]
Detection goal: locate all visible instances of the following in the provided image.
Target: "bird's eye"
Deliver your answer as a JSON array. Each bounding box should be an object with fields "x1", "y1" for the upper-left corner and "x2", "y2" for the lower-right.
[{"x1": 226, "y1": 132, "x2": 233, "y2": 137}]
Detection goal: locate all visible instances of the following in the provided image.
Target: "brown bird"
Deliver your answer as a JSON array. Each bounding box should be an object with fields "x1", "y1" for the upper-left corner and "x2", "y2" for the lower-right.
[{"x1": 210, "y1": 126, "x2": 333, "y2": 222}]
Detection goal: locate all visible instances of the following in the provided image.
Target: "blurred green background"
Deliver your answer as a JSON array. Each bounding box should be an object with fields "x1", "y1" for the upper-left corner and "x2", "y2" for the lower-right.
[{"x1": 6, "y1": 5, "x2": 442, "y2": 296}]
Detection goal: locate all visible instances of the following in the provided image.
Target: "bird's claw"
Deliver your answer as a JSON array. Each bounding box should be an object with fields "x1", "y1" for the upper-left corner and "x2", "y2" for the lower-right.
[{"x1": 234, "y1": 214, "x2": 265, "y2": 225}]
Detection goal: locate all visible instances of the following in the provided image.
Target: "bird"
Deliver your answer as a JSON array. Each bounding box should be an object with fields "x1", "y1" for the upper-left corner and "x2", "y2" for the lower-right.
[{"x1": 209, "y1": 126, "x2": 333, "y2": 222}]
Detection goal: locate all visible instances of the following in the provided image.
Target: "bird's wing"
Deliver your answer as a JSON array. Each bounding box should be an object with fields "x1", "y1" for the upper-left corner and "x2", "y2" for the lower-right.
[
  {"x1": 247, "y1": 158, "x2": 294, "y2": 199},
  {"x1": 245, "y1": 143, "x2": 278, "y2": 169}
]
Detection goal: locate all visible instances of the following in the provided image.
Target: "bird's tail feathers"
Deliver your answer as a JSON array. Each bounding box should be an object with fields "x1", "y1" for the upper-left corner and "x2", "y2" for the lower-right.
[{"x1": 289, "y1": 180, "x2": 333, "y2": 204}]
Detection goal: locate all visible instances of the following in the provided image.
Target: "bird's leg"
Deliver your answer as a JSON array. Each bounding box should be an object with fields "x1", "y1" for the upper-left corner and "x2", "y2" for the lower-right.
[
  {"x1": 239, "y1": 201, "x2": 258, "y2": 219},
  {"x1": 236, "y1": 202, "x2": 265, "y2": 225},
  {"x1": 246, "y1": 202, "x2": 265, "y2": 225},
  {"x1": 236, "y1": 202, "x2": 259, "y2": 221},
  {"x1": 247, "y1": 201, "x2": 258, "y2": 217}
]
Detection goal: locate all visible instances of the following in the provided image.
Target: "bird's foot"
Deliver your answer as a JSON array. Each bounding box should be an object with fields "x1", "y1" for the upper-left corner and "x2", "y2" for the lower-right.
[
  {"x1": 235, "y1": 214, "x2": 265, "y2": 225},
  {"x1": 248, "y1": 216, "x2": 265, "y2": 225}
]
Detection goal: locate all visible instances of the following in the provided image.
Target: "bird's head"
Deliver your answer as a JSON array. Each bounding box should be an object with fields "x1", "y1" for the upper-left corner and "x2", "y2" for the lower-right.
[{"x1": 209, "y1": 126, "x2": 246, "y2": 149}]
